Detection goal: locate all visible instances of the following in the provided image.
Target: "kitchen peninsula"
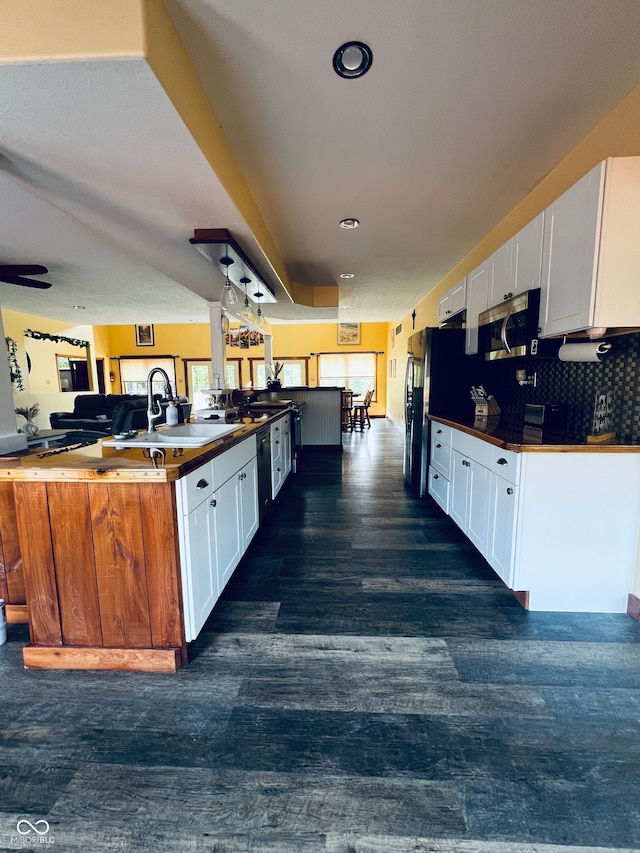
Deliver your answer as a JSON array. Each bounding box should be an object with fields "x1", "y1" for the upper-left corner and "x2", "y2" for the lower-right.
[
  {"x1": 0, "y1": 411, "x2": 293, "y2": 673},
  {"x1": 428, "y1": 415, "x2": 640, "y2": 613}
]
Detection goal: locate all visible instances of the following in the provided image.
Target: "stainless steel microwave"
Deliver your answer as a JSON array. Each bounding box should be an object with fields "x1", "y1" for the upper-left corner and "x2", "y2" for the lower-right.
[{"x1": 478, "y1": 289, "x2": 558, "y2": 361}]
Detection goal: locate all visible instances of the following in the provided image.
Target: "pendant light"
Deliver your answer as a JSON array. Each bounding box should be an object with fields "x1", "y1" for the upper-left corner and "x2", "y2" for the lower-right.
[
  {"x1": 253, "y1": 291, "x2": 266, "y2": 327},
  {"x1": 240, "y1": 276, "x2": 255, "y2": 323},
  {"x1": 220, "y1": 253, "x2": 238, "y2": 307}
]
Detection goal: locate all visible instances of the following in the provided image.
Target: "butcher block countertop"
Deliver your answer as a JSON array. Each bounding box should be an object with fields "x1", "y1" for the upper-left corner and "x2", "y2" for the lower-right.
[
  {"x1": 430, "y1": 415, "x2": 640, "y2": 453},
  {"x1": 0, "y1": 415, "x2": 279, "y2": 483}
]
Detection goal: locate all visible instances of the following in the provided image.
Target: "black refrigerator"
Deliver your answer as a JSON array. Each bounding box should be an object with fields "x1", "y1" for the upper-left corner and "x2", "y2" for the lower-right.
[{"x1": 403, "y1": 327, "x2": 474, "y2": 495}]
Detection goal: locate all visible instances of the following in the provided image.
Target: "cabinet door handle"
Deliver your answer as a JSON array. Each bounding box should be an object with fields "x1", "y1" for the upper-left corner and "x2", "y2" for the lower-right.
[
  {"x1": 436, "y1": 443, "x2": 442, "y2": 449},
  {"x1": 507, "y1": 488, "x2": 514, "y2": 495},
  {"x1": 462, "y1": 459, "x2": 470, "y2": 467},
  {"x1": 434, "y1": 473, "x2": 440, "y2": 480},
  {"x1": 496, "y1": 458, "x2": 508, "y2": 465},
  {"x1": 503, "y1": 292, "x2": 513, "y2": 300},
  {"x1": 436, "y1": 429, "x2": 443, "y2": 434},
  {"x1": 196, "y1": 478, "x2": 209, "y2": 489},
  {"x1": 210, "y1": 498, "x2": 216, "y2": 507}
]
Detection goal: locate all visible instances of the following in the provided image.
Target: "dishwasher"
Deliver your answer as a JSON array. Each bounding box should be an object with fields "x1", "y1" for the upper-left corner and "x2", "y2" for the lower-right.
[{"x1": 256, "y1": 426, "x2": 272, "y2": 521}]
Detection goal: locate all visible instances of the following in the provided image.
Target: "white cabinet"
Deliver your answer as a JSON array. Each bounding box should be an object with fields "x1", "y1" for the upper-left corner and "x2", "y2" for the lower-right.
[
  {"x1": 488, "y1": 474, "x2": 518, "y2": 586},
  {"x1": 180, "y1": 480, "x2": 217, "y2": 640},
  {"x1": 212, "y1": 454, "x2": 258, "y2": 591},
  {"x1": 540, "y1": 157, "x2": 640, "y2": 337},
  {"x1": 435, "y1": 420, "x2": 640, "y2": 612},
  {"x1": 465, "y1": 260, "x2": 489, "y2": 355},
  {"x1": 177, "y1": 435, "x2": 258, "y2": 641},
  {"x1": 487, "y1": 241, "x2": 513, "y2": 309},
  {"x1": 466, "y1": 461, "x2": 491, "y2": 556},
  {"x1": 450, "y1": 447, "x2": 490, "y2": 557},
  {"x1": 513, "y1": 212, "x2": 544, "y2": 297},
  {"x1": 428, "y1": 422, "x2": 452, "y2": 513},
  {"x1": 488, "y1": 213, "x2": 544, "y2": 308},
  {"x1": 239, "y1": 456, "x2": 259, "y2": 552},
  {"x1": 271, "y1": 413, "x2": 292, "y2": 499},
  {"x1": 437, "y1": 278, "x2": 466, "y2": 324}
]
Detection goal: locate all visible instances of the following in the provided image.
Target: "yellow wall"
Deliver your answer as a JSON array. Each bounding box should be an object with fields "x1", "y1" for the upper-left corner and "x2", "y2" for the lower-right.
[
  {"x1": 105, "y1": 322, "x2": 387, "y2": 414},
  {"x1": 271, "y1": 323, "x2": 388, "y2": 417},
  {"x1": 2, "y1": 307, "x2": 110, "y2": 431},
  {"x1": 387, "y1": 82, "x2": 640, "y2": 431},
  {"x1": 106, "y1": 323, "x2": 213, "y2": 396}
]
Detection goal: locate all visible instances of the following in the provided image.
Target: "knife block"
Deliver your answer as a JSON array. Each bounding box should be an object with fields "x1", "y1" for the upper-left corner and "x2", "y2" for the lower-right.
[{"x1": 474, "y1": 396, "x2": 500, "y2": 418}]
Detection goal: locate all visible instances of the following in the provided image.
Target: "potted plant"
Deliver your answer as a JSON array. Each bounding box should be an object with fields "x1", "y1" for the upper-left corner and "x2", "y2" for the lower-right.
[
  {"x1": 266, "y1": 361, "x2": 284, "y2": 390},
  {"x1": 15, "y1": 402, "x2": 40, "y2": 437}
]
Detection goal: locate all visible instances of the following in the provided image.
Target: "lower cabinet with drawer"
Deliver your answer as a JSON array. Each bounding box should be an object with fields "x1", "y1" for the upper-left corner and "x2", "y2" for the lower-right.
[
  {"x1": 428, "y1": 423, "x2": 453, "y2": 513},
  {"x1": 431, "y1": 422, "x2": 640, "y2": 612},
  {"x1": 177, "y1": 435, "x2": 259, "y2": 641}
]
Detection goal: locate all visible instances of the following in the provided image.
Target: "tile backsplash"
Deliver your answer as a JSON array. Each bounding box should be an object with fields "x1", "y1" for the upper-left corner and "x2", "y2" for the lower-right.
[{"x1": 474, "y1": 331, "x2": 640, "y2": 441}]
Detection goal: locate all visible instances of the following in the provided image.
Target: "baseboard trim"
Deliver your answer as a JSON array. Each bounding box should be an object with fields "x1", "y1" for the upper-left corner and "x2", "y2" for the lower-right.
[
  {"x1": 511, "y1": 589, "x2": 530, "y2": 609},
  {"x1": 6, "y1": 604, "x2": 29, "y2": 624},
  {"x1": 627, "y1": 593, "x2": 640, "y2": 622},
  {"x1": 23, "y1": 645, "x2": 182, "y2": 672}
]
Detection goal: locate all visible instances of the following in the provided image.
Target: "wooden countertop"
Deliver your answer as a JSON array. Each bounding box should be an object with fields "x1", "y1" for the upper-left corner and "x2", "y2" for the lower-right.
[
  {"x1": 430, "y1": 415, "x2": 640, "y2": 453},
  {"x1": 0, "y1": 414, "x2": 283, "y2": 482}
]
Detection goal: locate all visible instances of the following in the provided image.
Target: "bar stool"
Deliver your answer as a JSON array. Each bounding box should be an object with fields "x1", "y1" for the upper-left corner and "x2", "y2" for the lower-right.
[
  {"x1": 341, "y1": 391, "x2": 354, "y2": 431},
  {"x1": 353, "y1": 390, "x2": 373, "y2": 429}
]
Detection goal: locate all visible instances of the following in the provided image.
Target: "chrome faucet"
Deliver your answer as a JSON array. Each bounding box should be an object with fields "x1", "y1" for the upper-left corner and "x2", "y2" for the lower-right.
[{"x1": 146, "y1": 367, "x2": 173, "y2": 433}]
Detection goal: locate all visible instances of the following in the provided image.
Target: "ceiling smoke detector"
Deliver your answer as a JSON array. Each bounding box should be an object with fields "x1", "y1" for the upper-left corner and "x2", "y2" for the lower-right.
[{"x1": 333, "y1": 41, "x2": 373, "y2": 79}]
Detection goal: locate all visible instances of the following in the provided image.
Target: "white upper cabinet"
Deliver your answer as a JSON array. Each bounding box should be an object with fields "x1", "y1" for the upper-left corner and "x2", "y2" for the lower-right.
[
  {"x1": 465, "y1": 261, "x2": 489, "y2": 354},
  {"x1": 512, "y1": 212, "x2": 544, "y2": 297},
  {"x1": 437, "y1": 277, "x2": 466, "y2": 324},
  {"x1": 539, "y1": 157, "x2": 640, "y2": 338},
  {"x1": 487, "y1": 241, "x2": 513, "y2": 308},
  {"x1": 487, "y1": 212, "x2": 544, "y2": 308}
]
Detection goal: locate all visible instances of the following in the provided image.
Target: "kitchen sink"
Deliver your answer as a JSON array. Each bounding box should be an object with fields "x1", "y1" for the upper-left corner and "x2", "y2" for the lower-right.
[{"x1": 102, "y1": 423, "x2": 240, "y2": 449}]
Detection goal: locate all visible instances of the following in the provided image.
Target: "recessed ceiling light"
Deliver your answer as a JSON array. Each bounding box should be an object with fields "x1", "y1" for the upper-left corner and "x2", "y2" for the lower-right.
[
  {"x1": 72, "y1": 305, "x2": 86, "y2": 310},
  {"x1": 339, "y1": 273, "x2": 354, "y2": 279},
  {"x1": 333, "y1": 41, "x2": 373, "y2": 79},
  {"x1": 339, "y1": 218, "x2": 360, "y2": 229}
]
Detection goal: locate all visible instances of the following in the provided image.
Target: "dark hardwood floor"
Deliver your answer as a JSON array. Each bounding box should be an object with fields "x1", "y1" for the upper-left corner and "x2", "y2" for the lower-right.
[{"x1": 2, "y1": 419, "x2": 640, "y2": 851}]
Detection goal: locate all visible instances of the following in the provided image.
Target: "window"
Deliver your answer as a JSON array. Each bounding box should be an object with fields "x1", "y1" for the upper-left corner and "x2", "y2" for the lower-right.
[
  {"x1": 250, "y1": 358, "x2": 308, "y2": 388},
  {"x1": 184, "y1": 359, "x2": 242, "y2": 409},
  {"x1": 318, "y1": 352, "x2": 376, "y2": 398},
  {"x1": 119, "y1": 357, "x2": 176, "y2": 396}
]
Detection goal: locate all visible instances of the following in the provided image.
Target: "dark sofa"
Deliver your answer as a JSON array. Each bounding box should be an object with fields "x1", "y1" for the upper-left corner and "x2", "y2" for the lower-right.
[
  {"x1": 50, "y1": 394, "x2": 192, "y2": 435},
  {"x1": 49, "y1": 394, "x2": 141, "y2": 433}
]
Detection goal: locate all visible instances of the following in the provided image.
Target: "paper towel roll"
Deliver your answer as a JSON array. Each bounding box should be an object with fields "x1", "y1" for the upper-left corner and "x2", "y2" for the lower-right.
[{"x1": 558, "y1": 342, "x2": 611, "y2": 363}]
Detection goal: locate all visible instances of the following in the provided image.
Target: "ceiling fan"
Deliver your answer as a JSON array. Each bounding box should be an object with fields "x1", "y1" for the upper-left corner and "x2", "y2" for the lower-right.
[{"x1": 0, "y1": 264, "x2": 51, "y2": 289}]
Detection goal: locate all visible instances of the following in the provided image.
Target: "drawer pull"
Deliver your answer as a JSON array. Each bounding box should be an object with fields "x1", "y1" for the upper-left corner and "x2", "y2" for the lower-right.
[
  {"x1": 436, "y1": 443, "x2": 442, "y2": 449},
  {"x1": 196, "y1": 478, "x2": 209, "y2": 489},
  {"x1": 462, "y1": 459, "x2": 470, "y2": 467},
  {"x1": 210, "y1": 498, "x2": 217, "y2": 507},
  {"x1": 507, "y1": 487, "x2": 514, "y2": 495},
  {"x1": 436, "y1": 429, "x2": 443, "y2": 434},
  {"x1": 434, "y1": 474, "x2": 440, "y2": 480},
  {"x1": 496, "y1": 458, "x2": 508, "y2": 466}
]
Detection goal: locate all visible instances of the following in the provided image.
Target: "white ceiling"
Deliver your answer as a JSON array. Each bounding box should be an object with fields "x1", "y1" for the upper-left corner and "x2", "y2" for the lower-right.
[{"x1": 1, "y1": 0, "x2": 639, "y2": 328}]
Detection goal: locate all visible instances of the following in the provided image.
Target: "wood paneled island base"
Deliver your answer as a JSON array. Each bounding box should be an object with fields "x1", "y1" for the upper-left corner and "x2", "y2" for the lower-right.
[{"x1": 13, "y1": 478, "x2": 188, "y2": 672}]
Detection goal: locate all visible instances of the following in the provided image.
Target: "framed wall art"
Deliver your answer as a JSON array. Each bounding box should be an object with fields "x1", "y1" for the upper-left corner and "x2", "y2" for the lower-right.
[
  {"x1": 135, "y1": 324, "x2": 155, "y2": 347},
  {"x1": 337, "y1": 323, "x2": 360, "y2": 345}
]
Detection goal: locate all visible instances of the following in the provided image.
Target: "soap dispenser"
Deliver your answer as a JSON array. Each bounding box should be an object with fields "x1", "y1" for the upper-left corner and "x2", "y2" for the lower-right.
[{"x1": 166, "y1": 400, "x2": 179, "y2": 426}]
